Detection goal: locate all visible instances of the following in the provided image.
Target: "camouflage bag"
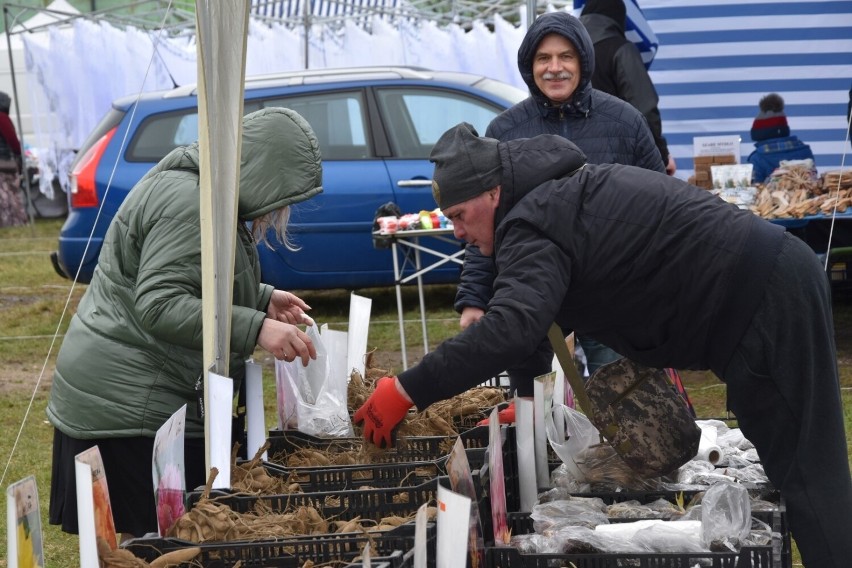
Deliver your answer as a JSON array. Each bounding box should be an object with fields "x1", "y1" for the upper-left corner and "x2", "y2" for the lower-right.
[
  {"x1": 548, "y1": 324, "x2": 701, "y2": 478},
  {"x1": 584, "y1": 358, "x2": 701, "y2": 477}
]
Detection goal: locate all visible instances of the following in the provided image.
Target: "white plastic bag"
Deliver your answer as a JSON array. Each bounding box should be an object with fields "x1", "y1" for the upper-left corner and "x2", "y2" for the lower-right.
[
  {"x1": 275, "y1": 324, "x2": 353, "y2": 437},
  {"x1": 545, "y1": 403, "x2": 601, "y2": 481}
]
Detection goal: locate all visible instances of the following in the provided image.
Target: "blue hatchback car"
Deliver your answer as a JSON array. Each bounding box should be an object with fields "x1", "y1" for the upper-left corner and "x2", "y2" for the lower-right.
[{"x1": 50, "y1": 66, "x2": 526, "y2": 290}]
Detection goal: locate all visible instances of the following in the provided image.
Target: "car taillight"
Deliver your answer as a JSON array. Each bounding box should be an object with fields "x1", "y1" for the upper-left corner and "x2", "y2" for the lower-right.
[{"x1": 70, "y1": 127, "x2": 116, "y2": 208}]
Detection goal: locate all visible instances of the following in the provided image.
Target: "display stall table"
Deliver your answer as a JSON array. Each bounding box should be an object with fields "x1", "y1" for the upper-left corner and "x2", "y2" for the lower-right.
[
  {"x1": 768, "y1": 211, "x2": 852, "y2": 292},
  {"x1": 767, "y1": 210, "x2": 852, "y2": 260},
  {"x1": 373, "y1": 227, "x2": 464, "y2": 370},
  {"x1": 766, "y1": 209, "x2": 852, "y2": 231}
]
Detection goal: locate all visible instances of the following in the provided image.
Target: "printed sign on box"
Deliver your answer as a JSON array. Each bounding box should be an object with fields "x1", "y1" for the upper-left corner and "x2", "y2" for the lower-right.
[{"x1": 693, "y1": 135, "x2": 742, "y2": 162}]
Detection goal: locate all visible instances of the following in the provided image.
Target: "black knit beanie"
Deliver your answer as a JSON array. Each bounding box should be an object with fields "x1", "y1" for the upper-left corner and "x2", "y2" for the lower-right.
[
  {"x1": 582, "y1": 0, "x2": 627, "y2": 33},
  {"x1": 751, "y1": 93, "x2": 790, "y2": 142},
  {"x1": 430, "y1": 123, "x2": 502, "y2": 210}
]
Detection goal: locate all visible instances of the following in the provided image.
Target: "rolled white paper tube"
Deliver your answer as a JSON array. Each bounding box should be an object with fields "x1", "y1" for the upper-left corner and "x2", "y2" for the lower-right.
[{"x1": 696, "y1": 424, "x2": 722, "y2": 464}]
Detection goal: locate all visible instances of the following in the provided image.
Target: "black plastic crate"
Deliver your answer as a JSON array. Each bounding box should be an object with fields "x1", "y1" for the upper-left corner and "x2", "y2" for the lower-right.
[
  {"x1": 123, "y1": 522, "x2": 432, "y2": 568},
  {"x1": 485, "y1": 545, "x2": 779, "y2": 567},
  {"x1": 266, "y1": 425, "x2": 494, "y2": 464},
  {"x1": 543, "y1": 488, "x2": 790, "y2": 567},
  {"x1": 257, "y1": 458, "x2": 444, "y2": 491},
  {"x1": 265, "y1": 426, "x2": 515, "y2": 507},
  {"x1": 484, "y1": 494, "x2": 790, "y2": 568},
  {"x1": 187, "y1": 478, "x2": 440, "y2": 521},
  {"x1": 345, "y1": 548, "x2": 418, "y2": 568}
]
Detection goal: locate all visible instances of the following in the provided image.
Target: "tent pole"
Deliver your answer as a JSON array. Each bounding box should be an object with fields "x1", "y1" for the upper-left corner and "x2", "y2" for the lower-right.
[
  {"x1": 303, "y1": 12, "x2": 310, "y2": 69},
  {"x1": 3, "y1": 5, "x2": 35, "y2": 228},
  {"x1": 525, "y1": 0, "x2": 537, "y2": 28}
]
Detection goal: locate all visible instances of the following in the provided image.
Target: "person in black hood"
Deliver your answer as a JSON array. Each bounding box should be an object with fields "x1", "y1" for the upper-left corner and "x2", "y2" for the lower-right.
[
  {"x1": 454, "y1": 11, "x2": 665, "y2": 416},
  {"x1": 580, "y1": 0, "x2": 675, "y2": 175},
  {"x1": 355, "y1": 122, "x2": 852, "y2": 568}
]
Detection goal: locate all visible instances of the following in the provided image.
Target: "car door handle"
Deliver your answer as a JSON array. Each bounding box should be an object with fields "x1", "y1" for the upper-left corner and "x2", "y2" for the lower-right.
[{"x1": 397, "y1": 179, "x2": 433, "y2": 187}]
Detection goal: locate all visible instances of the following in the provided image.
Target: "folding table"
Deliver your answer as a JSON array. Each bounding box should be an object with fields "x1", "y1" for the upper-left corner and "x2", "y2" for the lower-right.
[{"x1": 373, "y1": 227, "x2": 464, "y2": 370}]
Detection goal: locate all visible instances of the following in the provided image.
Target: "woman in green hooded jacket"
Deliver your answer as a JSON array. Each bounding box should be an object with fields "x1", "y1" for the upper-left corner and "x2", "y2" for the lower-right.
[{"x1": 47, "y1": 108, "x2": 323, "y2": 539}]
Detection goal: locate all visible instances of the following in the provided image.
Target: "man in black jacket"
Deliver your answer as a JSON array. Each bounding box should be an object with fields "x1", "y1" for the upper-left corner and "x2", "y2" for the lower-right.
[
  {"x1": 354, "y1": 122, "x2": 852, "y2": 568},
  {"x1": 455, "y1": 12, "x2": 665, "y2": 409},
  {"x1": 580, "y1": 0, "x2": 675, "y2": 174}
]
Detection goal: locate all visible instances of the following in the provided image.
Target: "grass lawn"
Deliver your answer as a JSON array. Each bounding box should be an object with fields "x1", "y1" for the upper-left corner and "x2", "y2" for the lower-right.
[{"x1": 0, "y1": 218, "x2": 850, "y2": 567}]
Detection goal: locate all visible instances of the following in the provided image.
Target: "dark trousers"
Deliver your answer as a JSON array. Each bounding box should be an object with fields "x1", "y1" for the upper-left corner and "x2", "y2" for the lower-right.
[{"x1": 716, "y1": 232, "x2": 852, "y2": 567}]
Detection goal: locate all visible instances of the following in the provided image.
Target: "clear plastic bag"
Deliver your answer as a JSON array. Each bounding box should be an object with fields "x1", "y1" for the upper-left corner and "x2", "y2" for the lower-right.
[
  {"x1": 275, "y1": 324, "x2": 353, "y2": 437},
  {"x1": 546, "y1": 404, "x2": 661, "y2": 491},
  {"x1": 530, "y1": 496, "x2": 609, "y2": 532},
  {"x1": 700, "y1": 481, "x2": 751, "y2": 550}
]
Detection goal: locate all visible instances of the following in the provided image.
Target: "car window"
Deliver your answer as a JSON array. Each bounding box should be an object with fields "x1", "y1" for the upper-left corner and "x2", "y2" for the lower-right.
[
  {"x1": 264, "y1": 91, "x2": 369, "y2": 160},
  {"x1": 125, "y1": 93, "x2": 368, "y2": 162},
  {"x1": 127, "y1": 109, "x2": 199, "y2": 162},
  {"x1": 375, "y1": 88, "x2": 502, "y2": 159}
]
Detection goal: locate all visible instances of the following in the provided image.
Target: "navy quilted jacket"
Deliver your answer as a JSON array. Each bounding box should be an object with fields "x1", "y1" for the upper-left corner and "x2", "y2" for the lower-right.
[{"x1": 455, "y1": 11, "x2": 665, "y2": 317}]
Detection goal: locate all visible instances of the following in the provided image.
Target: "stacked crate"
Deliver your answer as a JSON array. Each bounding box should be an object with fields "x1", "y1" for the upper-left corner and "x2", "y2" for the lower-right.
[
  {"x1": 692, "y1": 154, "x2": 738, "y2": 189},
  {"x1": 121, "y1": 421, "x2": 791, "y2": 568}
]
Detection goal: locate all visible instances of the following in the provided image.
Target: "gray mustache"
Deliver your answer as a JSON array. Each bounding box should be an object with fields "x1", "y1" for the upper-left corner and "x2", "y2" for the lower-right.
[{"x1": 541, "y1": 71, "x2": 573, "y2": 80}]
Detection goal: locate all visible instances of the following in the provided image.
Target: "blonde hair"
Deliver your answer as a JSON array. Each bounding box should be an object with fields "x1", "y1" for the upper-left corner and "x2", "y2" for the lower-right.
[{"x1": 252, "y1": 206, "x2": 299, "y2": 251}]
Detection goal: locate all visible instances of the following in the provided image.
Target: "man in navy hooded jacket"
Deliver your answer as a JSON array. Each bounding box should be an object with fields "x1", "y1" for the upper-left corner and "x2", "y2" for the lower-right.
[{"x1": 454, "y1": 12, "x2": 665, "y2": 404}]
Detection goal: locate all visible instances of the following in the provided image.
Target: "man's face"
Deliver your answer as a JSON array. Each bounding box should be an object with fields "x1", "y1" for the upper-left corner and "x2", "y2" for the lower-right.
[
  {"x1": 443, "y1": 187, "x2": 500, "y2": 256},
  {"x1": 532, "y1": 34, "x2": 582, "y2": 106}
]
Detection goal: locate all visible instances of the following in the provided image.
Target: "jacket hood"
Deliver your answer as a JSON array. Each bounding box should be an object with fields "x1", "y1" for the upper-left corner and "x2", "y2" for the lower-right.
[
  {"x1": 496, "y1": 134, "x2": 587, "y2": 219},
  {"x1": 580, "y1": 0, "x2": 626, "y2": 34},
  {"x1": 579, "y1": 12, "x2": 624, "y2": 43},
  {"x1": 149, "y1": 107, "x2": 323, "y2": 220},
  {"x1": 518, "y1": 12, "x2": 595, "y2": 113}
]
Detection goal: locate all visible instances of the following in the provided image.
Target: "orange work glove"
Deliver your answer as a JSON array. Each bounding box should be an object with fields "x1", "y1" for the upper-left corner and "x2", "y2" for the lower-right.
[
  {"x1": 476, "y1": 401, "x2": 516, "y2": 427},
  {"x1": 353, "y1": 377, "x2": 413, "y2": 448}
]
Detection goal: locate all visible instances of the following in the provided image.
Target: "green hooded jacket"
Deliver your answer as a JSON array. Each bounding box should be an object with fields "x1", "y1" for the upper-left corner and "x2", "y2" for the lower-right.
[{"x1": 47, "y1": 107, "x2": 323, "y2": 439}]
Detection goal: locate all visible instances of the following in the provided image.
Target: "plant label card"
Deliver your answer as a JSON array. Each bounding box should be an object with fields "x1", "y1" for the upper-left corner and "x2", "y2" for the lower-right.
[
  {"x1": 514, "y1": 397, "x2": 536, "y2": 512},
  {"x1": 207, "y1": 370, "x2": 233, "y2": 489},
  {"x1": 6, "y1": 475, "x2": 44, "y2": 568},
  {"x1": 446, "y1": 437, "x2": 484, "y2": 566},
  {"x1": 414, "y1": 502, "x2": 429, "y2": 568},
  {"x1": 534, "y1": 372, "x2": 556, "y2": 489},
  {"x1": 153, "y1": 404, "x2": 187, "y2": 536},
  {"x1": 321, "y1": 327, "x2": 348, "y2": 390},
  {"x1": 74, "y1": 446, "x2": 116, "y2": 567},
  {"x1": 488, "y1": 410, "x2": 509, "y2": 546},
  {"x1": 436, "y1": 483, "x2": 471, "y2": 568},
  {"x1": 244, "y1": 360, "x2": 267, "y2": 461},
  {"x1": 347, "y1": 293, "x2": 372, "y2": 379}
]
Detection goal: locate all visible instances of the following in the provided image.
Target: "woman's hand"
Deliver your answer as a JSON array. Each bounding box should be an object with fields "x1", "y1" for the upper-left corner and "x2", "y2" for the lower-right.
[
  {"x1": 256, "y1": 319, "x2": 317, "y2": 366},
  {"x1": 267, "y1": 290, "x2": 313, "y2": 326}
]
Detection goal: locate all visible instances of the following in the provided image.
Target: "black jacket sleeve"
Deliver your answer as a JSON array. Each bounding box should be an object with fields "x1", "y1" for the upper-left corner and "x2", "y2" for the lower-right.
[
  {"x1": 400, "y1": 222, "x2": 571, "y2": 410},
  {"x1": 453, "y1": 244, "x2": 495, "y2": 313}
]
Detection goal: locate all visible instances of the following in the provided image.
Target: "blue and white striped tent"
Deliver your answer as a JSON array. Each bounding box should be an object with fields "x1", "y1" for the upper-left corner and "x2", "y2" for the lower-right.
[
  {"x1": 575, "y1": 0, "x2": 660, "y2": 68},
  {"x1": 633, "y1": 0, "x2": 851, "y2": 178}
]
